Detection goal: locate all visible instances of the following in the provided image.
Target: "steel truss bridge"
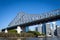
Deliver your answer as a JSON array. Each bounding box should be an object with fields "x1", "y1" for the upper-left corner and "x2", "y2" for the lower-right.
[{"x1": 2, "y1": 9, "x2": 60, "y2": 31}]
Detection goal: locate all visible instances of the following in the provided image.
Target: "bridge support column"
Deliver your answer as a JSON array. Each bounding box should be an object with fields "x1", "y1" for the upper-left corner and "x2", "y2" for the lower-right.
[
  {"x1": 25, "y1": 26, "x2": 29, "y2": 32},
  {"x1": 21, "y1": 27, "x2": 26, "y2": 32},
  {"x1": 17, "y1": 26, "x2": 21, "y2": 34},
  {"x1": 5, "y1": 29, "x2": 8, "y2": 33}
]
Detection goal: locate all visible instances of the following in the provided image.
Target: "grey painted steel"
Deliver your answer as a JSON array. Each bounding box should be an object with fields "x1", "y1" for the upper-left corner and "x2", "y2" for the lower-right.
[{"x1": 8, "y1": 9, "x2": 60, "y2": 27}]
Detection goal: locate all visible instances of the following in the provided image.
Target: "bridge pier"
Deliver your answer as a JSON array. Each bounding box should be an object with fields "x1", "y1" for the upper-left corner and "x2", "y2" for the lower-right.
[
  {"x1": 25, "y1": 26, "x2": 29, "y2": 32},
  {"x1": 5, "y1": 29, "x2": 8, "y2": 33},
  {"x1": 21, "y1": 26, "x2": 26, "y2": 32},
  {"x1": 17, "y1": 26, "x2": 22, "y2": 34}
]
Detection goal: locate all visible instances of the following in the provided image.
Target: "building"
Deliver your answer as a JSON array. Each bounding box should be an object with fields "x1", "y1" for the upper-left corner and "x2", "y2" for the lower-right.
[
  {"x1": 35, "y1": 27, "x2": 38, "y2": 31},
  {"x1": 57, "y1": 26, "x2": 60, "y2": 36},
  {"x1": 42, "y1": 23, "x2": 51, "y2": 36},
  {"x1": 45, "y1": 23, "x2": 51, "y2": 36},
  {"x1": 42, "y1": 23, "x2": 46, "y2": 35},
  {"x1": 38, "y1": 24, "x2": 42, "y2": 34},
  {"x1": 51, "y1": 22, "x2": 56, "y2": 36}
]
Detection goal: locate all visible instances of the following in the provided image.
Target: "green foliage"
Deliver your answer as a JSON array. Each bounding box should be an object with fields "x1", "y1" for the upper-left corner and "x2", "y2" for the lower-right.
[
  {"x1": 8, "y1": 29, "x2": 17, "y2": 33},
  {"x1": 0, "y1": 32, "x2": 35, "y2": 37},
  {"x1": 0, "y1": 32, "x2": 20, "y2": 37},
  {"x1": 21, "y1": 32, "x2": 35, "y2": 37},
  {"x1": 41, "y1": 33, "x2": 45, "y2": 36},
  {"x1": 0, "y1": 31, "x2": 45, "y2": 37},
  {"x1": 27, "y1": 31, "x2": 46, "y2": 36},
  {"x1": 27, "y1": 31, "x2": 40, "y2": 36}
]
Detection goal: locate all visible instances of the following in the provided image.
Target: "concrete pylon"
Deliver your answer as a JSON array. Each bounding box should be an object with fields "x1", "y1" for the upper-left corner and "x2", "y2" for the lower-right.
[
  {"x1": 5, "y1": 29, "x2": 8, "y2": 33},
  {"x1": 25, "y1": 26, "x2": 29, "y2": 32},
  {"x1": 17, "y1": 26, "x2": 22, "y2": 34}
]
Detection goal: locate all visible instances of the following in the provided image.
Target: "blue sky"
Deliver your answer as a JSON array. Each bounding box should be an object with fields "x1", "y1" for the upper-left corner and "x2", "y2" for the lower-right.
[{"x1": 0, "y1": 0, "x2": 60, "y2": 30}]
